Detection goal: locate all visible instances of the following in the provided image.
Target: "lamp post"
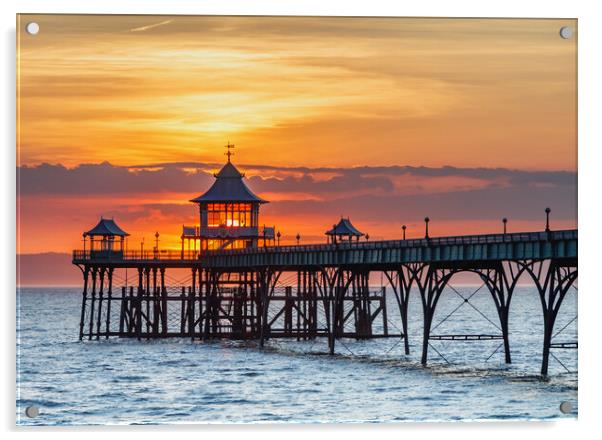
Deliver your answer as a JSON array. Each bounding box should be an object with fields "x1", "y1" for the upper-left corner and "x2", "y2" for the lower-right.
[
  {"x1": 502, "y1": 218, "x2": 507, "y2": 235},
  {"x1": 83, "y1": 233, "x2": 86, "y2": 256},
  {"x1": 276, "y1": 230, "x2": 281, "y2": 246},
  {"x1": 424, "y1": 217, "x2": 430, "y2": 239},
  {"x1": 402, "y1": 225, "x2": 406, "y2": 240},
  {"x1": 296, "y1": 233, "x2": 301, "y2": 245},
  {"x1": 141, "y1": 237, "x2": 144, "y2": 258},
  {"x1": 545, "y1": 207, "x2": 551, "y2": 232},
  {"x1": 365, "y1": 233, "x2": 370, "y2": 241},
  {"x1": 154, "y1": 231, "x2": 159, "y2": 259}
]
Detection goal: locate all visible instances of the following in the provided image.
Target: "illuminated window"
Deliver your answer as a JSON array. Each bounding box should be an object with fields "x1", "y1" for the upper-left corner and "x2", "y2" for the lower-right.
[{"x1": 204, "y1": 202, "x2": 254, "y2": 228}]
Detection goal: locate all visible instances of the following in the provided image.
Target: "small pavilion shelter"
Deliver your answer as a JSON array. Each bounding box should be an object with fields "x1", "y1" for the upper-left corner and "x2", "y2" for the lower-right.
[
  {"x1": 325, "y1": 217, "x2": 365, "y2": 244},
  {"x1": 84, "y1": 218, "x2": 129, "y2": 258}
]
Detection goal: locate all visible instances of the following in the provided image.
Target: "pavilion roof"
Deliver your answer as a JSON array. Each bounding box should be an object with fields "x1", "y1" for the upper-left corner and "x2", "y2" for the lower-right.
[
  {"x1": 190, "y1": 161, "x2": 267, "y2": 204},
  {"x1": 325, "y1": 217, "x2": 365, "y2": 237},
  {"x1": 85, "y1": 218, "x2": 130, "y2": 237}
]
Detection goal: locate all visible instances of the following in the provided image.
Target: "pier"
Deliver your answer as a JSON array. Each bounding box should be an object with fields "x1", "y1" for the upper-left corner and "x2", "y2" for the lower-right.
[
  {"x1": 71, "y1": 152, "x2": 577, "y2": 376},
  {"x1": 73, "y1": 229, "x2": 577, "y2": 376}
]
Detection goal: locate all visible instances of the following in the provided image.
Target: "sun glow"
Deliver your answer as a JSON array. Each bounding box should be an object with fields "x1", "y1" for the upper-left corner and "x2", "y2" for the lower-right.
[
  {"x1": 17, "y1": 16, "x2": 575, "y2": 170},
  {"x1": 16, "y1": 15, "x2": 577, "y2": 257}
]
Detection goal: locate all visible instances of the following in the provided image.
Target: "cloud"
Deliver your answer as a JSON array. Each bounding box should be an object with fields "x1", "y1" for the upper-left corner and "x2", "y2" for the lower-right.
[
  {"x1": 18, "y1": 162, "x2": 211, "y2": 195},
  {"x1": 263, "y1": 185, "x2": 577, "y2": 222},
  {"x1": 17, "y1": 161, "x2": 576, "y2": 221},
  {"x1": 130, "y1": 19, "x2": 173, "y2": 33},
  {"x1": 17, "y1": 161, "x2": 575, "y2": 196}
]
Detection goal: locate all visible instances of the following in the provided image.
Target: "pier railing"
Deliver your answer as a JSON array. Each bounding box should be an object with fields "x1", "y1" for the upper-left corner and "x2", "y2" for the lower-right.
[
  {"x1": 202, "y1": 229, "x2": 577, "y2": 256},
  {"x1": 72, "y1": 229, "x2": 577, "y2": 264},
  {"x1": 72, "y1": 249, "x2": 200, "y2": 262}
]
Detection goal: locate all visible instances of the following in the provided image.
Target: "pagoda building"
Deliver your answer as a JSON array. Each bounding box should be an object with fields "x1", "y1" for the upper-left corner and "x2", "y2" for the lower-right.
[{"x1": 184, "y1": 145, "x2": 274, "y2": 251}]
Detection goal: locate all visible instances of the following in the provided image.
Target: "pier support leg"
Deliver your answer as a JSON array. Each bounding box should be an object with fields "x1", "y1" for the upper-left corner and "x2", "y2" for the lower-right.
[
  {"x1": 329, "y1": 287, "x2": 338, "y2": 355},
  {"x1": 500, "y1": 308, "x2": 511, "y2": 364},
  {"x1": 316, "y1": 271, "x2": 331, "y2": 350},
  {"x1": 180, "y1": 287, "x2": 186, "y2": 335},
  {"x1": 88, "y1": 268, "x2": 98, "y2": 341},
  {"x1": 415, "y1": 262, "x2": 525, "y2": 367},
  {"x1": 385, "y1": 267, "x2": 414, "y2": 355},
  {"x1": 136, "y1": 268, "x2": 143, "y2": 341},
  {"x1": 353, "y1": 272, "x2": 371, "y2": 338},
  {"x1": 541, "y1": 314, "x2": 553, "y2": 377},
  {"x1": 421, "y1": 298, "x2": 436, "y2": 366},
  {"x1": 284, "y1": 285, "x2": 293, "y2": 336},
  {"x1": 189, "y1": 268, "x2": 197, "y2": 340},
  {"x1": 520, "y1": 259, "x2": 577, "y2": 376},
  {"x1": 327, "y1": 272, "x2": 338, "y2": 355},
  {"x1": 319, "y1": 268, "x2": 354, "y2": 355},
  {"x1": 232, "y1": 286, "x2": 244, "y2": 337},
  {"x1": 203, "y1": 270, "x2": 219, "y2": 340},
  {"x1": 119, "y1": 286, "x2": 126, "y2": 335},
  {"x1": 105, "y1": 268, "x2": 113, "y2": 338},
  {"x1": 160, "y1": 268, "x2": 167, "y2": 335},
  {"x1": 258, "y1": 268, "x2": 281, "y2": 348},
  {"x1": 476, "y1": 262, "x2": 522, "y2": 364},
  {"x1": 95, "y1": 268, "x2": 105, "y2": 340},
  {"x1": 308, "y1": 272, "x2": 318, "y2": 339},
  {"x1": 144, "y1": 268, "x2": 151, "y2": 338},
  {"x1": 258, "y1": 271, "x2": 268, "y2": 347},
  {"x1": 415, "y1": 265, "x2": 449, "y2": 366},
  {"x1": 125, "y1": 286, "x2": 134, "y2": 334},
  {"x1": 152, "y1": 267, "x2": 159, "y2": 336},
  {"x1": 197, "y1": 269, "x2": 204, "y2": 337},
  {"x1": 259, "y1": 288, "x2": 267, "y2": 347},
  {"x1": 78, "y1": 267, "x2": 90, "y2": 341},
  {"x1": 381, "y1": 287, "x2": 388, "y2": 337}
]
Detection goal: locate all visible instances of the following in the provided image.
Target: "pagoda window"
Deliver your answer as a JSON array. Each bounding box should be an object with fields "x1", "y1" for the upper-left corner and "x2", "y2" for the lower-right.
[
  {"x1": 207, "y1": 211, "x2": 221, "y2": 227},
  {"x1": 205, "y1": 202, "x2": 254, "y2": 228}
]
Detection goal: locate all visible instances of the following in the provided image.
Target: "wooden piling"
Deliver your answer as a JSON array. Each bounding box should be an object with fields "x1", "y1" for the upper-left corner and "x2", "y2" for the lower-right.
[
  {"x1": 119, "y1": 286, "x2": 126, "y2": 335},
  {"x1": 105, "y1": 268, "x2": 113, "y2": 338},
  {"x1": 78, "y1": 267, "x2": 89, "y2": 341},
  {"x1": 88, "y1": 268, "x2": 97, "y2": 340}
]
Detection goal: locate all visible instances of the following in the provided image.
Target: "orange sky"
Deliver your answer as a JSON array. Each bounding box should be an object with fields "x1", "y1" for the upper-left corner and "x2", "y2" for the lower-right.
[{"x1": 16, "y1": 15, "x2": 577, "y2": 253}]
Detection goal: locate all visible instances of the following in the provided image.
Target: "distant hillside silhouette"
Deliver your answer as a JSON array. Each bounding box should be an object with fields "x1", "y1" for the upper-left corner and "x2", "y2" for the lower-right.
[{"x1": 17, "y1": 253, "x2": 81, "y2": 287}]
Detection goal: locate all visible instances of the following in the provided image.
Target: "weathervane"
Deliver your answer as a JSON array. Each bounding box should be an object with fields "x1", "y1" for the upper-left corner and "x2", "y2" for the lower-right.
[{"x1": 225, "y1": 141, "x2": 235, "y2": 162}]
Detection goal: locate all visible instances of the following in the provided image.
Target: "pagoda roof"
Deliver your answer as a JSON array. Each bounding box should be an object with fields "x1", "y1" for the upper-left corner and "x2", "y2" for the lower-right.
[
  {"x1": 325, "y1": 217, "x2": 364, "y2": 237},
  {"x1": 85, "y1": 218, "x2": 129, "y2": 237},
  {"x1": 215, "y1": 161, "x2": 243, "y2": 178},
  {"x1": 190, "y1": 161, "x2": 267, "y2": 204}
]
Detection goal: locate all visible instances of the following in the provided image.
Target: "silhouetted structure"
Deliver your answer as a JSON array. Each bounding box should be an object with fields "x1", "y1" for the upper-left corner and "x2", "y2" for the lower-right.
[
  {"x1": 83, "y1": 218, "x2": 129, "y2": 259},
  {"x1": 326, "y1": 217, "x2": 364, "y2": 244},
  {"x1": 182, "y1": 148, "x2": 274, "y2": 251}
]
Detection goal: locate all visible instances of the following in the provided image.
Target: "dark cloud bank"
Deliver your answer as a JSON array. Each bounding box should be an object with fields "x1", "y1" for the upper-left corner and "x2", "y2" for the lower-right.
[{"x1": 17, "y1": 161, "x2": 577, "y2": 222}]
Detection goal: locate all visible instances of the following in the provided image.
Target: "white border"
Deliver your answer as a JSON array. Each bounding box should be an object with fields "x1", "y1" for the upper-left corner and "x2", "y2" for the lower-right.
[{"x1": 3, "y1": 0, "x2": 602, "y2": 438}]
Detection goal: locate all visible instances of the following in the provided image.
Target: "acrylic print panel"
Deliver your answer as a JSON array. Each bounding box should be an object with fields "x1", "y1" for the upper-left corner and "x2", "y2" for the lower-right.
[{"x1": 16, "y1": 15, "x2": 577, "y2": 425}]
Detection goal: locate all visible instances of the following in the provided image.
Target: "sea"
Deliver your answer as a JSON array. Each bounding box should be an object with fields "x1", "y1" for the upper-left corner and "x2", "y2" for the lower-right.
[{"x1": 16, "y1": 286, "x2": 577, "y2": 425}]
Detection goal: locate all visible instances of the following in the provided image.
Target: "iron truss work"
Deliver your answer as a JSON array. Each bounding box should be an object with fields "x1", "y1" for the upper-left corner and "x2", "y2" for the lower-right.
[{"x1": 74, "y1": 229, "x2": 577, "y2": 376}]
